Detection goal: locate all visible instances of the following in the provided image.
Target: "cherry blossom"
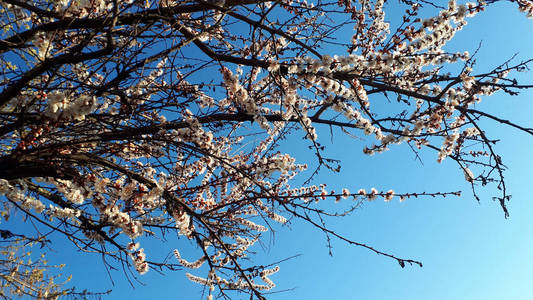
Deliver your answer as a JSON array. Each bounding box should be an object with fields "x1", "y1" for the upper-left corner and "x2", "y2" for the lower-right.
[{"x1": 0, "y1": 0, "x2": 532, "y2": 298}]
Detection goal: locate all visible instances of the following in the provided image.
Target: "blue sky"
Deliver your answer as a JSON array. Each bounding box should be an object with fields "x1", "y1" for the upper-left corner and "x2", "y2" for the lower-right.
[{"x1": 32, "y1": 2, "x2": 533, "y2": 299}]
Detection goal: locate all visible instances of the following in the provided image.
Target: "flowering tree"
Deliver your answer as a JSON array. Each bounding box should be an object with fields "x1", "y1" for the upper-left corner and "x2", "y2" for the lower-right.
[
  {"x1": 0, "y1": 230, "x2": 69, "y2": 299},
  {"x1": 1, "y1": 0, "x2": 532, "y2": 298},
  {"x1": 0, "y1": 229, "x2": 109, "y2": 299}
]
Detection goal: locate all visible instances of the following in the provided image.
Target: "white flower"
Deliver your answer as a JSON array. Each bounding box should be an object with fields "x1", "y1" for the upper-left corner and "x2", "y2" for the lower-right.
[{"x1": 464, "y1": 168, "x2": 475, "y2": 182}]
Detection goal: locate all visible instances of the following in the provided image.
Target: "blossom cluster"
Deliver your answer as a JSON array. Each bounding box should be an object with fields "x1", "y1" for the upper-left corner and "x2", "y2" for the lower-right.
[
  {"x1": 128, "y1": 247, "x2": 148, "y2": 275},
  {"x1": 173, "y1": 209, "x2": 194, "y2": 238},
  {"x1": 54, "y1": 179, "x2": 86, "y2": 204},
  {"x1": 51, "y1": 0, "x2": 134, "y2": 17},
  {"x1": 173, "y1": 249, "x2": 206, "y2": 269},
  {"x1": 220, "y1": 66, "x2": 258, "y2": 115},
  {"x1": 0, "y1": 180, "x2": 45, "y2": 213},
  {"x1": 45, "y1": 93, "x2": 99, "y2": 122},
  {"x1": 47, "y1": 205, "x2": 81, "y2": 220},
  {"x1": 183, "y1": 235, "x2": 280, "y2": 291},
  {"x1": 101, "y1": 204, "x2": 144, "y2": 239}
]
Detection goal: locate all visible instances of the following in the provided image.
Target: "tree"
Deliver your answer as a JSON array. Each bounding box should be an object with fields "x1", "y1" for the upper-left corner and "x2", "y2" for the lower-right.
[
  {"x1": 0, "y1": 230, "x2": 71, "y2": 299},
  {"x1": 0, "y1": 228, "x2": 109, "y2": 299},
  {"x1": 1, "y1": 0, "x2": 532, "y2": 298}
]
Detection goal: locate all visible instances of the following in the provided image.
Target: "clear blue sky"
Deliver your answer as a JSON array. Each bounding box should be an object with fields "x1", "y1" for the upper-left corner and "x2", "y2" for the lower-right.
[{"x1": 39, "y1": 2, "x2": 533, "y2": 299}]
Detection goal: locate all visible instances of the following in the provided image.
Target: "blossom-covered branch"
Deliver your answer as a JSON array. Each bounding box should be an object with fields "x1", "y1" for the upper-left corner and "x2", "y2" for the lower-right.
[{"x1": 1, "y1": 0, "x2": 532, "y2": 298}]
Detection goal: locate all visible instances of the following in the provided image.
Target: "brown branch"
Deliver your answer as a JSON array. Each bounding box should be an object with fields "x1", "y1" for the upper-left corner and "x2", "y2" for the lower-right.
[
  {"x1": 0, "y1": 45, "x2": 114, "y2": 108},
  {"x1": 0, "y1": 0, "x2": 272, "y2": 53},
  {"x1": 283, "y1": 204, "x2": 423, "y2": 268}
]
